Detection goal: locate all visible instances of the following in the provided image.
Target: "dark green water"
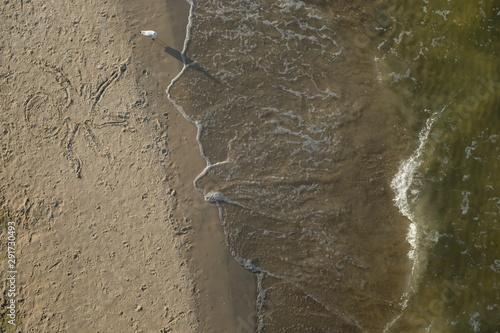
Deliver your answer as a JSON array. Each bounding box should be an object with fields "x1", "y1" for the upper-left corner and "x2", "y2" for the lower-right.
[{"x1": 382, "y1": 0, "x2": 500, "y2": 331}]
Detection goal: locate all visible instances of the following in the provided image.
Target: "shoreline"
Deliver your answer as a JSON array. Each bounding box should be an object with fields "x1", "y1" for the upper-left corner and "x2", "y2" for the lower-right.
[
  {"x1": 126, "y1": 0, "x2": 258, "y2": 331},
  {"x1": 162, "y1": 2, "x2": 258, "y2": 331}
]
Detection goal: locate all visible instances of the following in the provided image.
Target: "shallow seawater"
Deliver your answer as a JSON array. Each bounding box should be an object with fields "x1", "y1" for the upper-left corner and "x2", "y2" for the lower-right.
[{"x1": 169, "y1": 0, "x2": 499, "y2": 331}]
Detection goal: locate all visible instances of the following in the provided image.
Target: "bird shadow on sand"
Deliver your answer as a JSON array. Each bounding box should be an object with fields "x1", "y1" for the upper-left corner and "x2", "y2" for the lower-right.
[{"x1": 154, "y1": 39, "x2": 221, "y2": 85}]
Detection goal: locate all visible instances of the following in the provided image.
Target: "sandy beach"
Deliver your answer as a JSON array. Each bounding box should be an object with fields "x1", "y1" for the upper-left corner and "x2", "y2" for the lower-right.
[{"x1": 0, "y1": 0, "x2": 255, "y2": 332}]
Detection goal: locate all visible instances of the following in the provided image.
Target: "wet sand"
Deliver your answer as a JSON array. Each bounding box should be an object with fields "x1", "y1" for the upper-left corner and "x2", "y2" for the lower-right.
[{"x1": 0, "y1": 0, "x2": 254, "y2": 332}]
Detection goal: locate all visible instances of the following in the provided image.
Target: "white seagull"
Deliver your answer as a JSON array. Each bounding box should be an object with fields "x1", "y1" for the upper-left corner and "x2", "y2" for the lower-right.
[{"x1": 140, "y1": 30, "x2": 158, "y2": 40}]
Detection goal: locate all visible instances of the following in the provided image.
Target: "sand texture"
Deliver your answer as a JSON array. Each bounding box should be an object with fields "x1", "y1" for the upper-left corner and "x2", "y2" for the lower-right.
[{"x1": 0, "y1": 0, "x2": 256, "y2": 332}]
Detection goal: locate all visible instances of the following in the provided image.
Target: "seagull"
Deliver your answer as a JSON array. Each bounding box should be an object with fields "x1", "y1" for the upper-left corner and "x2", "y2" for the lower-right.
[{"x1": 140, "y1": 30, "x2": 158, "y2": 41}]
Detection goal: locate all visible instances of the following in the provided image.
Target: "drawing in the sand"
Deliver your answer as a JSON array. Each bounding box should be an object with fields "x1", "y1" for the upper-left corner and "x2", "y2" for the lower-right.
[{"x1": 21, "y1": 60, "x2": 133, "y2": 178}]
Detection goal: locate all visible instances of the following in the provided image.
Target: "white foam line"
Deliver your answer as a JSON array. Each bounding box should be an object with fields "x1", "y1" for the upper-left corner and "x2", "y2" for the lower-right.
[
  {"x1": 166, "y1": 0, "x2": 213, "y2": 176},
  {"x1": 384, "y1": 109, "x2": 443, "y2": 332},
  {"x1": 384, "y1": 87, "x2": 463, "y2": 331},
  {"x1": 166, "y1": 3, "x2": 272, "y2": 329},
  {"x1": 391, "y1": 113, "x2": 436, "y2": 260},
  {"x1": 255, "y1": 273, "x2": 266, "y2": 332}
]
